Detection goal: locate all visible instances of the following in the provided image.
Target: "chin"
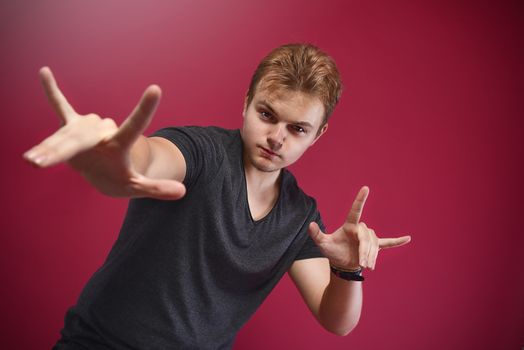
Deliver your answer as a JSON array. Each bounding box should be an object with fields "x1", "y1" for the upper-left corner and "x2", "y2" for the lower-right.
[
  {"x1": 251, "y1": 157, "x2": 282, "y2": 173},
  {"x1": 253, "y1": 162, "x2": 281, "y2": 173},
  {"x1": 256, "y1": 165, "x2": 281, "y2": 173}
]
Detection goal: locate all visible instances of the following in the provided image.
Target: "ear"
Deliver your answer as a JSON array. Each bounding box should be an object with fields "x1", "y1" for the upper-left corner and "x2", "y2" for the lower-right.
[
  {"x1": 242, "y1": 95, "x2": 248, "y2": 118},
  {"x1": 311, "y1": 123, "x2": 328, "y2": 146}
]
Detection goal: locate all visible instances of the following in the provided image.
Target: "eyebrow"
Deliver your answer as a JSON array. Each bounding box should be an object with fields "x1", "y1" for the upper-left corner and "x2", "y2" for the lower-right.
[{"x1": 256, "y1": 100, "x2": 314, "y2": 129}]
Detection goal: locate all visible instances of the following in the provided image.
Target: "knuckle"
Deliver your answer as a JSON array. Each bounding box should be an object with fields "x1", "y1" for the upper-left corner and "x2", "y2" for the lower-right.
[
  {"x1": 315, "y1": 234, "x2": 325, "y2": 244},
  {"x1": 85, "y1": 113, "x2": 100, "y2": 120},
  {"x1": 81, "y1": 114, "x2": 100, "y2": 126},
  {"x1": 102, "y1": 117, "x2": 118, "y2": 129}
]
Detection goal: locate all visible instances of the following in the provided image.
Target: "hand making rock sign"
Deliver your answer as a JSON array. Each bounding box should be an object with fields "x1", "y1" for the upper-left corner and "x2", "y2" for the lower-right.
[
  {"x1": 23, "y1": 67, "x2": 186, "y2": 200},
  {"x1": 308, "y1": 186, "x2": 411, "y2": 271}
]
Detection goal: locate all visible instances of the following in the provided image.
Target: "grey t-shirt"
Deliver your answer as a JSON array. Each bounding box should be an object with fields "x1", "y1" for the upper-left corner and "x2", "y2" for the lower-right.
[{"x1": 57, "y1": 126, "x2": 325, "y2": 350}]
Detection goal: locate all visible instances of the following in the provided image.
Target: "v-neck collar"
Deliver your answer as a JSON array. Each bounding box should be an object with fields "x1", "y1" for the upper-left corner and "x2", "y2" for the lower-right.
[{"x1": 238, "y1": 135, "x2": 285, "y2": 225}]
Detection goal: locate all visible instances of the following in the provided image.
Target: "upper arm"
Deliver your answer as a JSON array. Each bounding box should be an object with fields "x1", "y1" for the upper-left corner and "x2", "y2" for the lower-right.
[
  {"x1": 144, "y1": 126, "x2": 225, "y2": 190},
  {"x1": 141, "y1": 136, "x2": 187, "y2": 183},
  {"x1": 288, "y1": 257, "x2": 331, "y2": 319}
]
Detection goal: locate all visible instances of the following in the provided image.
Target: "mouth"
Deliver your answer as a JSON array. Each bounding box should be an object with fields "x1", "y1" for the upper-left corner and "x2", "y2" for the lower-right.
[{"x1": 259, "y1": 146, "x2": 280, "y2": 158}]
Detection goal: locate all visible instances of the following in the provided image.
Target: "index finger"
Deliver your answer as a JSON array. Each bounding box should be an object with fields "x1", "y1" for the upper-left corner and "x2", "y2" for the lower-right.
[
  {"x1": 345, "y1": 186, "x2": 370, "y2": 224},
  {"x1": 39, "y1": 67, "x2": 77, "y2": 124}
]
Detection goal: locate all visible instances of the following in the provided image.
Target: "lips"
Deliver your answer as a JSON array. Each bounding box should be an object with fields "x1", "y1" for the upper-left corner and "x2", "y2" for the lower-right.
[{"x1": 259, "y1": 146, "x2": 279, "y2": 158}]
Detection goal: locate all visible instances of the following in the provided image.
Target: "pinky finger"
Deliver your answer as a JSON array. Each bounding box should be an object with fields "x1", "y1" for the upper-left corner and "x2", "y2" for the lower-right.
[{"x1": 379, "y1": 235, "x2": 412, "y2": 249}]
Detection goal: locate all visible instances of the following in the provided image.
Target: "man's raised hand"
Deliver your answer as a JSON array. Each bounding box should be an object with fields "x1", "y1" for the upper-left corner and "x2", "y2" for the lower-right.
[
  {"x1": 308, "y1": 186, "x2": 411, "y2": 271},
  {"x1": 23, "y1": 67, "x2": 186, "y2": 200}
]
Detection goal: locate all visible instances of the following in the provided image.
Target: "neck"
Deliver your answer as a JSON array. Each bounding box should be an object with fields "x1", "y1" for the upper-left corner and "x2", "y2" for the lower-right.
[
  {"x1": 244, "y1": 164, "x2": 282, "y2": 221},
  {"x1": 244, "y1": 163, "x2": 281, "y2": 192}
]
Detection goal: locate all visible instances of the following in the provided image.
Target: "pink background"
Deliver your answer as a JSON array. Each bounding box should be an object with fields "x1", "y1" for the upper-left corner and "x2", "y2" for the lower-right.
[{"x1": 1, "y1": 0, "x2": 523, "y2": 349}]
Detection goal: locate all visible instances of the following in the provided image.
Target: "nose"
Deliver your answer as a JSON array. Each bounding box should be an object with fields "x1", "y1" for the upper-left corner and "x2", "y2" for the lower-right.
[{"x1": 267, "y1": 124, "x2": 285, "y2": 151}]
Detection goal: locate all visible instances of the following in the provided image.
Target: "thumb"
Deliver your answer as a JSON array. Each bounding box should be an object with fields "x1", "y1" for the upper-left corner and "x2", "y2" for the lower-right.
[
  {"x1": 308, "y1": 222, "x2": 326, "y2": 245},
  {"x1": 131, "y1": 175, "x2": 187, "y2": 200}
]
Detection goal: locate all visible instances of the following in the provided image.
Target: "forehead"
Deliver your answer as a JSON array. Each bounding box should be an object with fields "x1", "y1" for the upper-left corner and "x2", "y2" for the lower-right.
[{"x1": 252, "y1": 86, "x2": 325, "y2": 127}]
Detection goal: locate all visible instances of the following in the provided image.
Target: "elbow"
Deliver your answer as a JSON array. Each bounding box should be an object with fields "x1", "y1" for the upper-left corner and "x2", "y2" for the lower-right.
[
  {"x1": 322, "y1": 320, "x2": 359, "y2": 337},
  {"x1": 330, "y1": 326, "x2": 356, "y2": 337}
]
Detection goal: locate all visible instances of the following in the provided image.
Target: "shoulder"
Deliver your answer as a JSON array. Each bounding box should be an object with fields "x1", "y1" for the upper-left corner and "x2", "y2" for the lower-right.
[
  {"x1": 151, "y1": 125, "x2": 238, "y2": 142},
  {"x1": 280, "y1": 169, "x2": 319, "y2": 215},
  {"x1": 151, "y1": 126, "x2": 241, "y2": 158},
  {"x1": 150, "y1": 126, "x2": 240, "y2": 189}
]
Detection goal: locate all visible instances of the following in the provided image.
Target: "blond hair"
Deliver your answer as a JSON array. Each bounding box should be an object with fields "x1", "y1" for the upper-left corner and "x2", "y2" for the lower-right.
[{"x1": 246, "y1": 43, "x2": 343, "y2": 128}]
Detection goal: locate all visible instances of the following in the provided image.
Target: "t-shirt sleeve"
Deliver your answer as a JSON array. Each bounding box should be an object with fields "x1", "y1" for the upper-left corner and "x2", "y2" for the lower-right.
[
  {"x1": 294, "y1": 210, "x2": 326, "y2": 261},
  {"x1": 150, "y1": 126, "x2": 223, "y2": 191}
]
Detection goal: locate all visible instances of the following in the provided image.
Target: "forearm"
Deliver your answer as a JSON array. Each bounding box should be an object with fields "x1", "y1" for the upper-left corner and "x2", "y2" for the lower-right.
[
  {"x1": 129, "y1": 135, "x2": 153, "y2": 175},
  {"x1": 318, "y1": 272, "x2": 363, "y2": 336}
]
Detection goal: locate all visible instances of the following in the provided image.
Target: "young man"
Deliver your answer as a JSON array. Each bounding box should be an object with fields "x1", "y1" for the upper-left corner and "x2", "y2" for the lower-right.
[{"x1": 25, "y1": 44, "x2": 411, "y2": 349}]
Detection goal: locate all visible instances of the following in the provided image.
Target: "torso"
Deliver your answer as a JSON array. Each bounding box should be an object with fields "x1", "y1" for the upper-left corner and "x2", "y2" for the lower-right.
[{"x1": 67, "y1": 126, "x2": 321, "y2": 349}]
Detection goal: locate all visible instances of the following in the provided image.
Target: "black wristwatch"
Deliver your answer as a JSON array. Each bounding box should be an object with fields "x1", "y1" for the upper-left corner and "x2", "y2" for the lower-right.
[{"x1": 330, "y1": 265, "x2": 365, "y2": 282}]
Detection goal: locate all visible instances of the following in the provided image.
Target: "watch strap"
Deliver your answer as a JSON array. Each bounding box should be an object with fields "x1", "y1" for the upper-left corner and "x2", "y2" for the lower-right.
[{"x1": 330, "y1": 264, "x2": 365, "y2": 282}]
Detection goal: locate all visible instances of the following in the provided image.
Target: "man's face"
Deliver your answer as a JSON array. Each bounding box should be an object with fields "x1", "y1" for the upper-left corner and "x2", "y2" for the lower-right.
[{"x1": 241, "y1": 87, "x2": 328, "y2": 173}]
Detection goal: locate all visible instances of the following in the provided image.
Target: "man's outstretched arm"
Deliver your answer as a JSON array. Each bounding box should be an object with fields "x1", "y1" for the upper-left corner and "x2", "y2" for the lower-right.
[
  {"x1": 24, "y1": 67, "x2": 187, "y2": 200},
  {"x1": 289, "y1": 186, "x2": 411, "y2": 335}
]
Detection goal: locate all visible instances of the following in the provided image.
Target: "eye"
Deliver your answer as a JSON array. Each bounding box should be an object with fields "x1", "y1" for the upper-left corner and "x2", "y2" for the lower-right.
[
  {"x1": 290, "y1": 125, "x2": 307, "y2": 134},
  {"x1": 260, "y1": 111, "x2": 273, "y2": 120}
]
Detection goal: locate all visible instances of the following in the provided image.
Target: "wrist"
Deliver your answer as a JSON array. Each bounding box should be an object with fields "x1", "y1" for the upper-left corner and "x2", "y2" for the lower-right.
[
  {"x1": 330, "y1": 263, "x2": 364, "y2": 282},
  {"x1": 329, "y1": 263, "x2": 361, "y2": 272}
]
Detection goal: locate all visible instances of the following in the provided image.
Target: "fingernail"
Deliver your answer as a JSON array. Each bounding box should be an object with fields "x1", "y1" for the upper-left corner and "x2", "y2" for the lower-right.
[
  {"x1": 24, "y1": 151, "x2": 35, "y2": 160},
  {"x1": 33, "y1": 155, "x2": 47, "y2": 166}
]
